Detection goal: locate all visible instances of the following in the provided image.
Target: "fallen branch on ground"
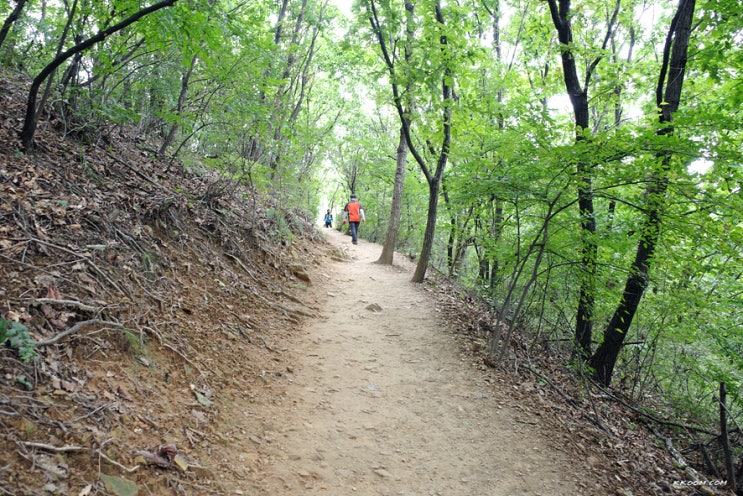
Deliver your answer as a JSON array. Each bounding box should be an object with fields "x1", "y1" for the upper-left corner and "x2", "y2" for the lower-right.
[
  {"x1": 21, "y1": 441, "x2": 140, "y2": 472},
  {"x1": 21, "y1": 298, "x2": 99, "y2": 312},
  {"x1": 36, "y1": 319, "x2": 124, "y2": 346},
  {"x1": 20, "y1": 441, "x2": 86, "y2": 452}
]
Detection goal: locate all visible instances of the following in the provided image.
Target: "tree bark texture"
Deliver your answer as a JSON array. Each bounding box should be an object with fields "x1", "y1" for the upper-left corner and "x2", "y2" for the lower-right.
[
  {"x1": 589, "y1": 0, "x2": 696, "y2": 386},
  {"x1": 376, "y1": 126, "x2": 408, "y2": 265},
  {"x1": 0, "y1": 0, "x2": 28, "y2": 50},
  {"x1": 547, "y1": 0, "x2": 595, "y2": 358}
]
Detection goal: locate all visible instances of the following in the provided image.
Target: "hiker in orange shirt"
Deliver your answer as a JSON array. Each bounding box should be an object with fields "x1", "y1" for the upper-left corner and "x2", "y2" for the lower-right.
[{"x1": 342, "y1": 193, "x2": 365, "y2": 245}]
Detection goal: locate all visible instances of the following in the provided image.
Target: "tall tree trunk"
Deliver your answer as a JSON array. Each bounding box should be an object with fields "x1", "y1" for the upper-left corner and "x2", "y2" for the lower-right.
[
  {"x1": 367, "y1": 0, "x2": 452, "y2": 283},
  {"x1": 0, "y1": 0, "x2": 29, "y2": 50},
  {"x1": 548, "y1": 0, "x2": 593, "y2": 357},
  {"x1": 410, "y1": 2, "x2": 452, "y2": 283},
  {"x1": 590, "y1": 0, "x2": 696, "y2": 386},
  {"x1": 20, "y1": 0, "x2": 179, "y2": 150},
  {"x1": 376, "y1": 125, "x2": 408, "y2": 265},
  {"x1": 375, "y1": 0, "x2": 415, "y2": 266},
  {"x1": 547, "y1": 0, "x2": 619, "y2": 358},
  {"x1": 158, "y1": 54, "x2": 197, "y2": 158}
]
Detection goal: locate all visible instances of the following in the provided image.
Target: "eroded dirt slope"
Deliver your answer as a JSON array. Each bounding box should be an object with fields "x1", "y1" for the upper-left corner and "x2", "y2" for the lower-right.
[{"x1": 1, "y1": 71, "x2": 330, "y2": 494}]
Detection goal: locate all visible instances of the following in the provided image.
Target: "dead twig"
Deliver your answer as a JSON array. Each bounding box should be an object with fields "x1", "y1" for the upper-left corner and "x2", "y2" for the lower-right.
[
  {"x1": 30, "y1": 238, "x2": 129, "y2": 298},
  {"x1": 522, "y1": 362, "x2": 611, "y2": 435},
  {"x1": 140, "y1": 324, "x2": 208, "y2": 374},
  {"x1": 0, "y1": 252, "x2": 80, "y2": 289},
  {"x1": 591, "y1": 382, "x2": 718, "y2": 437},
  {"x1": 224, "y1": 252, "x2": 259, "y2": 283},
  {"x1": 70, "y1": 403, "x2": 111, "y2": 422},
  {"x1": 97, "y1": 450, "x2": 140, "y2": 473},
  {"x1": 102, "y1": 148, "x2": 161, "y2": 189},
  {"x1": 645, "y1": 421, "x2": 708, "y2": 484},
  {"x1": 21, "y1": 441, "x2": 140, "y2": 472},
  {"x1": 21, "y1": 298, "x2": 99, "y2": 312},
  {"x1": 36, "y1": 319, "x2": 124, "y2": 346},
  {"x1": 275, "y1": 289, "x2": 303, "y2": 305},
  {"x1": 20, "y1": 441, "x2": 87, "y2": 452}
]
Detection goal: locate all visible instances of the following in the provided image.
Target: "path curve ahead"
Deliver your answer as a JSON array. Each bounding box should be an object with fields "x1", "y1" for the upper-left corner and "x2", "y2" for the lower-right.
[{"x1": 246, "y1": 229, "x2": 580, "y2": 495}]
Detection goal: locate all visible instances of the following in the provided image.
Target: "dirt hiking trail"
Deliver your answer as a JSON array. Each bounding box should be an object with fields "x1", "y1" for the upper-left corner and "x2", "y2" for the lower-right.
[{"x1": 227, "y1": 229, "x2": 585, "y2": 496}]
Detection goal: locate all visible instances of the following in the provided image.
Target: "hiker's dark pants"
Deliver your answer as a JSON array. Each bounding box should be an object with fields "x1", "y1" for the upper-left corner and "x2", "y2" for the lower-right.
[{"x1": 349, "y1": 221, "x2": 360, "y2": 242}]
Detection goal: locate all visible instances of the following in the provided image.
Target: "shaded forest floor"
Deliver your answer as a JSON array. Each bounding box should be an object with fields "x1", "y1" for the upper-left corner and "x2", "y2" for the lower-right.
[{"x1": 0, "y1": 72, "x2": 732, "y2": 495}]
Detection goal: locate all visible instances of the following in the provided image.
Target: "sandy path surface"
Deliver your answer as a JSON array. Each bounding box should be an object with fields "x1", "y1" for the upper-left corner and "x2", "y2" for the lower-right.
[{"x1": 241, "y1": 229, "x2": 580, "y2": 495}]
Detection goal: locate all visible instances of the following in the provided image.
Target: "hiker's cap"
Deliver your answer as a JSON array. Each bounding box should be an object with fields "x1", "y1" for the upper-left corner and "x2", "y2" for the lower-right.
[{"x1": 350, "y1": 194, "x2": 357, "y2": 199}]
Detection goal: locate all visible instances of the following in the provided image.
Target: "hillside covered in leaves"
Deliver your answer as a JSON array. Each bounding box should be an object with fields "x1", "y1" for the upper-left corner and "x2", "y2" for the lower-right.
[{"x1": 1, "y1": 70, "x2": 331, "y2": 493}]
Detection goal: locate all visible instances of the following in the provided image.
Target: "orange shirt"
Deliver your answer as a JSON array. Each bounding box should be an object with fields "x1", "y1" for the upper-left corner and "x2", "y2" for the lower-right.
[{"x1": 345, "y1": 200, "x2": 362, "y2": 222}]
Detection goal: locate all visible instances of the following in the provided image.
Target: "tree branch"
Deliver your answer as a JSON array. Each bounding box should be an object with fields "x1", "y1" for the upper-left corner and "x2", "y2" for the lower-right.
[
  {"x1": 21, "y1": 0, "x2": 180, "y2": 148},
  {"x1": 36, "y1": 319, "x2": 124, "y2": 347}
]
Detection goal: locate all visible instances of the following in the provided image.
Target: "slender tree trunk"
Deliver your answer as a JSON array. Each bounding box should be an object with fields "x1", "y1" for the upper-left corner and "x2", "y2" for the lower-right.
[
  {"x1": 376, "y1": 0, "x2": 415, "y2": 265},
  {"x1": 270, "y1": 0, "x2": 309, "y2": 172},
  {"x1": 548, "y1": 0, "x2": 593, "y2": 356},
  {"x1": 159, "y1": 54, "x2": 197, "y2": 158},
  {"x1": 590, "y1": 0, "x2": 695, "y2": 386},
  {"x1": 274, "y1": 0, "x2": 290, "y2": 45},
  {"x1": 270, "y1": 0, "x2": 326, "y2": 174},
  {"x1": 412, "y1": 176, "x2": 443, "y2": 282},
  {"x1": 410, "y1": 2, "x2": 452, "y2": 283},
  {"x1": 367, "y1": 0, "x2": 452, "y2": 283},
  {"x1": 486, "y1": 2, "x2": 507, "y2": 289},
  {"x1": 0, "y1": 0, "x2": 29, "y2": 50},
  {"x1": 36, "y1": 0, "x2": 79, "y2": 129},
  {"x1": 447, "y1": 216, "x2": 456, "y2": 276},
  {"x1": 443, "y1": 181, "x2": 457, "y2": 276},
  {"x1": 547, "y1": 0, "x2": 619, "y2": 358},
  {"x1": 376, "y1": 126, "x2": 408, "y2": 265}
]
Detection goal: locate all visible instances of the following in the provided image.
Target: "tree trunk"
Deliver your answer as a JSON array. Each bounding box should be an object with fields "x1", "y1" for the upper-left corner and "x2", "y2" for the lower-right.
[
  {"x1": 547, "y1": 0, "x2": 619, "y2": 358},
  {"x1": 443, "y1": 182, "x2": 457, "y2": 276},
  {"x1": 158, "y1": 54, "x2": 197, "y2": 158},
  {"x1": 0, "y1": 0, "x2": 29, "y2": 50},
  {"x1": 410, "y1": 2, "x2": 452, "y2": 283},
  {"x1": 376, "y1": 126, "x2": 408, "y2": 265},
  {"x1": 590, "y1": 0, "x2": 695, "y2": 386},
  {"x1": 367, "y1": 0, "x2": 452, "y2": 283},
  {"x1": 412, "y1": 176, "x2": 443, "y2": 282},
  {"x1": 20, "y1": 0, "x2": 179, "y2": 150},
  {"x1": 36, "y1": 0, "x2": 79, "y2": 129},
  {"x1": 375, "y1": 0, "x2": 415, "y2": 266}
]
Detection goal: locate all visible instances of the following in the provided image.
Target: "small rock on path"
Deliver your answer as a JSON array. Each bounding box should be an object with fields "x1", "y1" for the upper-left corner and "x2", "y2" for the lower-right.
[{"x1": 235, "y1": 229, "x2": 584, "y2": 495}]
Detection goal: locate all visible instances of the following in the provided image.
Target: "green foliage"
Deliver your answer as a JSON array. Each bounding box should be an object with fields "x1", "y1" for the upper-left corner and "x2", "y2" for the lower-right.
[
  {"x1": 2, "y1": 0, "x2": 741, "y2": 440},
  {"x1": 265, "y1": 208, "x2": 295, "y2": 244},
  {"x1": 0, "y1": 318, "x2": 37, "y2": 363},
  {"x1": 123, "y1": 328, "x2": 145, "y2": 357}
]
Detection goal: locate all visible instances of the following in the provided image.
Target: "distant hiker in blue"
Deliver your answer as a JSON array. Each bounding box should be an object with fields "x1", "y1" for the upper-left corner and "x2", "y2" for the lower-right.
[{"x1": 323, "y1": 209, "x2": 333, "y2": 228}]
